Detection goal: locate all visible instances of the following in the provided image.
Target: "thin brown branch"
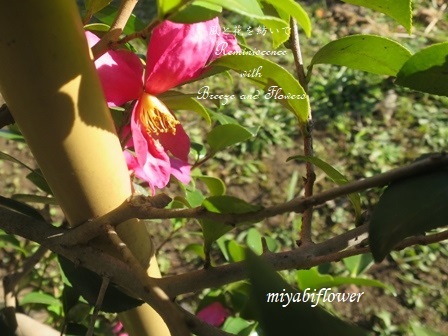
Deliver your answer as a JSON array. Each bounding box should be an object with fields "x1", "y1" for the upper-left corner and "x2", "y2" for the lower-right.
[
  {"x1": 1, "y1": 207, "x2": 447, "y2": 306},
  {"x1": 87, "y1": 276, "x2": 110, "y2": 336},
  {"x1": 3, "y1": 245, "x2": 48, "y2": 308},
  {"x1": 290, "y1": 17, "x2": 315, "y2": 246},
  {"x1": 46, "y1": 153, "x2": 448, "y2": 247},
  {"x1": 91, "y1": 0, "x2": 139, "y2": 60}
]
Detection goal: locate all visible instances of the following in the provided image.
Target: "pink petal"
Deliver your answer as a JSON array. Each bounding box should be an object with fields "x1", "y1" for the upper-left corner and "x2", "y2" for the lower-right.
[
  {"x1": 208, "y1": 29, "x2": 241, "y2": 63},
  {"x1": 130, "y1": 101, "x2": 172, "y2": 190},
  {"x1": 170, "y1": 157, "x2": 191, "y2": 184},
  {"x1": 86, "y1": 31, "x2": 144, "y2": 107},
  {"x1": 197, "y1": 302, "x2": 230, "y2": 327},
  {"x1": 155, "y1": 123, "x2": 190, "y2": 162},
  {"x1": 144, "y1": 19, "x2": 219, "y2": 94}
]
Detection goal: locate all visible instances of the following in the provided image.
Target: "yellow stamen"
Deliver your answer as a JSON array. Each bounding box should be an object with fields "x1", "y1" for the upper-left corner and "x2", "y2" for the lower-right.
[{"x1": 139, "y1": 93, "x2": 179, "y2": 135}]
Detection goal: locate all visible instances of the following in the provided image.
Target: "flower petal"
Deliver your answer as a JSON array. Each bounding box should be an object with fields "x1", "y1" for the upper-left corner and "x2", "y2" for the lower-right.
[
  {"x1": 144, "y1": 19, "x2": 219, "y2": 94},
  {"x1": 208, "y1": 29, "x2": 241, "y2": 63},
  {"x1": 197, "y1": 302, "x2": 230, "y2": 327},
  {"x1": 130, "y1": 101, "x2": 172, "y2": 190},
  {"x1": 86, "y1": 31, "x2": 144, "y2": 107},
  {"x1": 170, "y1": 157, "x2": 191, "y2": 184},
  {"x1": 155, "y1": 123, "x2": 190, "y2": 162}
]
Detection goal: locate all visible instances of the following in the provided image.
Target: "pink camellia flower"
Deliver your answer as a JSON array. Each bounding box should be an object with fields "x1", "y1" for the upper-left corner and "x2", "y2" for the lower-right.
[
  {"x1": 197, "y1": 302, "x2": 231, "y2": 327},
  {"x1": 87, "y1": 18, "x2": 240, "y2": 193}
]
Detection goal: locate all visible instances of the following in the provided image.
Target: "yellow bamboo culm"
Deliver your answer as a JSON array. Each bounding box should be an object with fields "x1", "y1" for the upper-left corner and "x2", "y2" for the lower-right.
[{"x1": 0, "y1": 1, "x2": 170, "y2": 335}]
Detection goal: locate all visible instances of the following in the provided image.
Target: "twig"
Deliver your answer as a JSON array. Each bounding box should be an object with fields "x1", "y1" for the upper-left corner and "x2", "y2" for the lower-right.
[
  {"x1": 1, "y1": 207, "x2": 447, "y2": 305},
  {"x1": 3, "y1": 245, "x2": 49, "y2": 307},
  {"x1": 91, "y1": 0, "x2": 139, "y2": 60},
  {"x1": 290, "y1": 18, "x2": 315, "y2": 246},
  {"x1": 87, "y1": 276, "x2": 110, "y2": 336},
  {"x1": 46, "y1": 153, "x2": 448, "y2": 246}
]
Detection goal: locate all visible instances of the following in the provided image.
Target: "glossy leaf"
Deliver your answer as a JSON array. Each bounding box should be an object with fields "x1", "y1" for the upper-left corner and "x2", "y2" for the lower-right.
[
  {"x1": 296, "y1": 267, "x2": 394, "y2": 294},
  {"x1": 169, "y1": 1, "x2": 221, "y2": 23},
  {"x1": 342, "y1": 0, "x2": 412, "y2": 33},
  {"x1": 245, "y1": 250, "x2": 368, "y2": 336},
  {"x1": 26, "y1": 169, "x2": 53, "y2": 195},
  {"x1": 288, "y1": 155, "x2": 362, "y2": 221},
  {"x1": 200, "y1": 196, "x2": 262, "y2": 248},
  {"x1": 157, "y1": 0, "x2": 182, "y2": 17},
  {"x1": 211, "y1": 55, "x2": 310, "y2": 124},
  {"x1": 84, "y1": 0, "x2": 111, "y2": 15},
  {"x1": 0, "y1": 195, "x2": 45, "y2": 221},
  {"x1": 310, "y1": 35, "x2": 411, "y2": 76},
  {"x1": 263, "y1": 0, "x2": 311, "y2": 37},
  {"x1": 194, "y1": 175, "x2": 226, "y2": 196},
  {"x1": 201, "y1": 0, "x2": 289, "y2": 48},
  {"x1": 206, "y1": 124, "x2": 255, "y2": 152},
  {"x1": 369, "y1": 169, "x2": 448, "y2": 262},
  {"x1": 160, "y1": 91, "x2": 211, "y2": 125},
  {"x1": 395, "y1": 42, "x2": 448, "y2": 96}
]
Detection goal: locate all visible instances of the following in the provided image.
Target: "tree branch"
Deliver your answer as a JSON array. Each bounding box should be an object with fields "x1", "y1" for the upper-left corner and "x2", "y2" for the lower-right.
[
  {"x1": 91, "y1": 0, "x2": 139, "y2": 60},
  {"x1": 47, "y1": 153, "x2": 448, "y2": 247},
  {"x1": 290, "y1": 17, "x2": 315, "y2": 246}
]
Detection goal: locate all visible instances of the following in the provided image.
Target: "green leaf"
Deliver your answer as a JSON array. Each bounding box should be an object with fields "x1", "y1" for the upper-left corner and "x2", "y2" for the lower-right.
[
  {"x1": 184, "y1": 243, "x2": 206, "y2": 260},
  {"x1": 206, "y1": 124, "x2": 254, "y2": 152},
  {"x1": 0, "y1": 195, "x2": 45, "y2": 221},
  {"x1": 296, "y1": 267, "x2": 394, "y2": 294},
  {"x1": 343, "y1": 254, "x2": 374, "y2": 277},
  {"x1": 200, "y1": 196, "x2": 262, "y2": 247},
  {"x1": 94, "y1": 5, "x2": 147, "y2": 35},
  {"x1": 262, "y1": 0, "x2": 311, "y2": 37},
  {"x1": 369, "y1": 168, "x2": 448, "y2": 262},
  {"x1": 246, "y1": 228, "x2": 263, "y2": 255},
  {"x1": 160, "y1": 91, "x2": 211, "y2": 125},
  {"x1": 84, "y1": 0, "x2": 111, "y2": 15},
  {"x1": 0, "y1": 151, "x2": 34, "y2": 171},
  {"x1": 211, "y1": 55, "x2": 310, "y2": 124},
  {"x1": 309, "y1": 35, "x2": 411, "y2": 76},
  {"x1": 157, "y1": 0, "x2": 182, "y2": 17},
  {"x1": 12, "y1": 194, "x2": 57, "y2": 205},
  {"x1": 26, "y1": 169, "x2": 53, "y2": 195},
  {"x1": 288, "y1": 155, "x2": 362, "y2": 222},
  {"x1": 20, "y1": 291, "x2": 61, "y2": 307},
  {"x1": 245, "y1": 250, "x2": 368, "y2": 336},
  {"x1": 395, "y1": 42, "x2": 448, "y2": 96},
  {"x1": 201, "y1": 0, "x2": 289, "y2": 48},
  {"x1": 228, "y1": 240, "x2": 246, "y2": 262},
  {"x1": 342, "y1": 0, "x2": 412, "y2": 33},
  {"x1": 169, "y1": 1, "x2": 221, "y2": 23},
  {"x1": 222, "y1": 316, "x2": 254, "y2": 334},
  {"x1": 0, "y1": 129, "x2": 25, "y2": 142},
  {"x1": 194, "y1": 175, "x2": 226, "y2": 196}
]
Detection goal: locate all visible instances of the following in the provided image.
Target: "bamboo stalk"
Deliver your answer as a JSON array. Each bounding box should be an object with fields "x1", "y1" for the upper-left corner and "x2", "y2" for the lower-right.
[{"x1": 0, "y1": 1, "x2": 169, "y2": 335}]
